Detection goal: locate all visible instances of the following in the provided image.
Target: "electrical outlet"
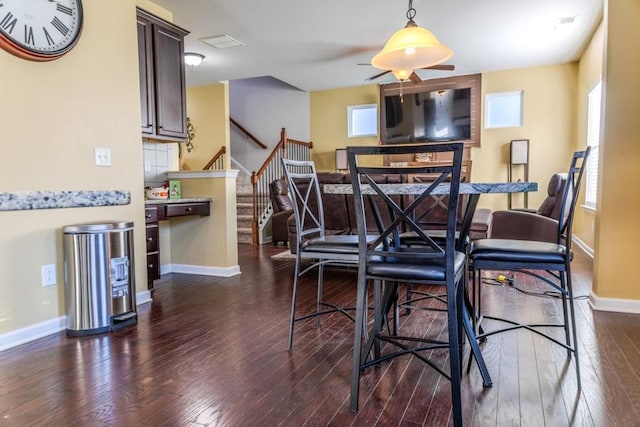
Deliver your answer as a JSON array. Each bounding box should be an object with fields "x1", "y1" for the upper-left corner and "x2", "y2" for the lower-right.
[
  {"x1": 94, "y1": 147, "x2": 112, "y2": 167},
  {"x1": 41, "y1": 264, "x2": 57, "y2": 287}
]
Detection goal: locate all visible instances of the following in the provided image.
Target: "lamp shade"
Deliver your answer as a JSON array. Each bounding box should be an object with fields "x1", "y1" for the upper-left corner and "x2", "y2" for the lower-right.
[{"x1": 371, "y1": 25, "x2": 452, "y2": 71}]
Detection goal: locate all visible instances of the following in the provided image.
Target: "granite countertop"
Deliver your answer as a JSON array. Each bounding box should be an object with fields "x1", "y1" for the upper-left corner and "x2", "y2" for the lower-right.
[
  {"x1": 0, "y1": 190, "x2": 130, "y2": 211},
  {"x1": 144, "y1": 197, "x2": 212, "y2": 205},
  {"x1": 324, "y1": 182, "x2": 538, "y2": 195}
]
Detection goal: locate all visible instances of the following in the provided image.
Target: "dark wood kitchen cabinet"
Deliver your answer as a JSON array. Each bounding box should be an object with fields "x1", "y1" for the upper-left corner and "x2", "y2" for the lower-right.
[
  {"x1": 136, "y1": 8, "x2": 189, "y2": 141},
  {"x1": 145, "y1": 206, "x2": 161, "y2": 289}
]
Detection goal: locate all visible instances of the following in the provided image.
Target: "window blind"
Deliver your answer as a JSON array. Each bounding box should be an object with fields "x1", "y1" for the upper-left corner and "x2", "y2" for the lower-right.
[{"x1": 585, "y1": 81, "x2": 602, "y2": 208}]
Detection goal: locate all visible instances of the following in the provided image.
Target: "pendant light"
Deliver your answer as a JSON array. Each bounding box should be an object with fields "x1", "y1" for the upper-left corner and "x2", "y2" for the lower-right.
[{"x1": 372, "y1": 0, "x2": 452, "y2": 72}]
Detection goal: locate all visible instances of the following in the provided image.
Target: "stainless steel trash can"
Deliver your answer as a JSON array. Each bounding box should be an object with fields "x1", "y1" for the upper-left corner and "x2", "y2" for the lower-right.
[{"x1": 63, "y1": 221, "x2": 137, "y2": 336}]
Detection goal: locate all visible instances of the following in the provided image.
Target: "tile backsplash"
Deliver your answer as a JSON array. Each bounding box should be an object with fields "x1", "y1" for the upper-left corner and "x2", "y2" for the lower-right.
[{"x1": 143, "y1": 142, "x2": 180, "y2": 188}]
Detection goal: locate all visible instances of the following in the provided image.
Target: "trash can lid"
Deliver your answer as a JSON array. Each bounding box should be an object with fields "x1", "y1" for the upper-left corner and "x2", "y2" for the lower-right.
[{"x1": 63, "y1": 221, "x2": 134, "y2": 234}]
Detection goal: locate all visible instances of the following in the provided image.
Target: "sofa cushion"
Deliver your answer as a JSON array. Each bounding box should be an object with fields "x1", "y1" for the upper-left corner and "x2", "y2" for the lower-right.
[{"x1": 269, "y1": 179, "x2": 294, "y2": 212}]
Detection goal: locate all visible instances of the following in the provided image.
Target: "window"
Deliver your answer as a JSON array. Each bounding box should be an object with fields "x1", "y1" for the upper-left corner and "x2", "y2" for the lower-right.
[
  {"x1": 484, "y1": 91, "x2": 524, "y2": 129},
  {"x1": 585, "y1": 81, "x2": 602, "y2": 209},
  {"x1": 348, "y1": 104, "x2": 377, "y2": 137}
]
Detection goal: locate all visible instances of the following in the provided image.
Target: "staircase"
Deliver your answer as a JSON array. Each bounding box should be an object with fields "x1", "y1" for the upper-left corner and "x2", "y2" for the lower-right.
[{"x1": 236, "y1": 180, "x2": 254, "y2": 243}]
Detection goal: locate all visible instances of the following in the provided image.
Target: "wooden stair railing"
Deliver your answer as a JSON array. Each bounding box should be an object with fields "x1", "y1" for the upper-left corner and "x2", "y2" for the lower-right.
[
  {"x1": 230, "y1": 117, "x2": 268, "y2": 150},
  {"x1": 202, "y1": 146, "x2": 226, "y2": 170},
  {"x1": 250, "y1": 128, "x2": 313, "y2": 243}
]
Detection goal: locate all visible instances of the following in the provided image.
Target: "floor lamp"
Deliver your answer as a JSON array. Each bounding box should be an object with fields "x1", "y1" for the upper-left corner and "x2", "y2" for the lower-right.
[{"x1": 508, "y1": 139, "x2": 529, "y2": 209}]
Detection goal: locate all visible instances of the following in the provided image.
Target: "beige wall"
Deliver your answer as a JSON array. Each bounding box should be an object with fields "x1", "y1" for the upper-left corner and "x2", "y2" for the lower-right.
[
  {"x1": 593, "y1": 0, "x2": 640, "y2": 300},
  {"x1": 476, "y1": 64, "x2": 578, "y2": 211},
  {"x1": 574, "y1": 23, "x2": 604, "y2": 251},
  {"x1": 167, "y1": 83, "x2": 238, "y2": 269},
  {"x1": 169, "y1": 176, "x2": 238, "y2": 268},
  {"x1": 0, "y1": 0, "x2": 147, "y2": 334},
  {"x1": 183, "y1": 84, "x2": 231, "y2": 171},
  {"x1": 310, "y1": 85, "x2": 379, "y2": 170}
]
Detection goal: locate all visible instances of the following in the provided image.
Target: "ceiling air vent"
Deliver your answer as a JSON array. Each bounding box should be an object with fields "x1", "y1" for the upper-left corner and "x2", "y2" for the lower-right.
[{"x1": 200, "y1": 35, "x2": 245, "y2": 49}]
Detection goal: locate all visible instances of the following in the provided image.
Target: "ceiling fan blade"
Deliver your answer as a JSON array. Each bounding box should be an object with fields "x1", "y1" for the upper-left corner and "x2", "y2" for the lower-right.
[
  {"x1": 422, "y1": 64, "x2": 455, "y2": 71},
  {"x1": 408, "y1": 72, "x2": 422, "y2": 84},
  {"x1": 366, "y1": 70, "x2": 392, "y2": 81}
]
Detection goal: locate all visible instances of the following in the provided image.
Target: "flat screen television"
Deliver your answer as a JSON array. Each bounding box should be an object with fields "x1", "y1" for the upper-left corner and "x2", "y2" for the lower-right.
[{"x1": 379, "y1": 74, "x2": 481, "y2": 147}]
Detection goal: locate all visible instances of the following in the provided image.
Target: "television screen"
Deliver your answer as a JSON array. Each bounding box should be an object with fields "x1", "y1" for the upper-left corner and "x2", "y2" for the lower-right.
[{"x1": 383, "y1": 88, "x2": 471, "y2": 143}]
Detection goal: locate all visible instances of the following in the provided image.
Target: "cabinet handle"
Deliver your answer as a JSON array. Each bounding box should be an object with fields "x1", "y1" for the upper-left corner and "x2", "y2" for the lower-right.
[
  {"x1": 148, "y1": 264, "x2": 154, "y2": 268},
  {"x1": 147, "y1": 237, "x2": 153, "y2": 242},
  {"x1": 186, "y1": 207, "x2": 193, "y2": 212},
  {"x1": 146, "y1": 214, "x2": 152, "y2": 219}
]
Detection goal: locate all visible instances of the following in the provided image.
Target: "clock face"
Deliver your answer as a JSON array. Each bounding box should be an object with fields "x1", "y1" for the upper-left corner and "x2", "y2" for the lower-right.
[{"x1": 0, "y1": 0, "x2": 83, "y2": 61}]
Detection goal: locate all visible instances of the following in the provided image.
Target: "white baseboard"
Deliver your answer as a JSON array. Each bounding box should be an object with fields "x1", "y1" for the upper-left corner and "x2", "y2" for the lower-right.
[
  {"x1": 137, "y1": 290, "x2": 153, "y2": 305},
  {"x1": 572, "y1": 236, "x2": 594, "y2": 258},
  {"x1": 0, "y1": 290, "x2": 153, "y2": 353},
  {"x1": 162, "y1": 263, "x2": 241, "y2": 278},
  {"x1": 589, "y1": 293, "x2": 640, "y2": 314},
  {"x1": 572, "y1": 238, "x2": 640, "y2": 314},
  {"x1": 0, "y1": 316, "x2": 66, "y2": 352}
]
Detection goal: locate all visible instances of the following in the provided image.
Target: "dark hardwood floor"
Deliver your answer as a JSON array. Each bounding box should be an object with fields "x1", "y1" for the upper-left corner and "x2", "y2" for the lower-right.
[{"x1": 1, "y1": 244, "x2": 639, "y2": 426}]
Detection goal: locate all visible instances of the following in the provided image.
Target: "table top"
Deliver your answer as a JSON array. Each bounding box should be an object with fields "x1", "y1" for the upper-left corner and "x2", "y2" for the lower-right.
[{"x1": 324, "y1": 181, "x2": 538, "y2": 195}]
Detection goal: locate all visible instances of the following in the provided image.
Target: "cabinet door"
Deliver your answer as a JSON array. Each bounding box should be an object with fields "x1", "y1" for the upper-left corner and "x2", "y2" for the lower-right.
[
  {"x1": 153, "y1": 25, "x2": 187, "y2": 139},
  {"x1": 137, "y1": 16, "x2": 155, "y2": 135}
]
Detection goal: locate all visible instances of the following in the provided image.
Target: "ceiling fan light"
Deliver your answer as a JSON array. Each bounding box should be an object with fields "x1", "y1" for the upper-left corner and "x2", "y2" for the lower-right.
[
  {"x1": 392, "y1": 69, "x2": 413, "y2": 80},
  {"x1": 371, "y1": 25, "x2": 453, "y2": 71}
]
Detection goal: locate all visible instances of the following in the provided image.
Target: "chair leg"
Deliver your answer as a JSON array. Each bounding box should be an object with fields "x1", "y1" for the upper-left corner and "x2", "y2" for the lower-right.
[
  {"x1": 316, "y1": 263, "x2": 324, "y2": 328},
  {"x1": 559, "y1": 271, "x2": 572, "y2": 354},
  {"x1": 350, "y1": 270, "x2": 369, "y2": 412},
  {"x1": 373, "y1": 280, "x2": 383, "y2": 360},
  {"x1": 288, "y1": 256, "x2": 302, "y2": 351},
  {"x1": 565, "y1": 265, "x2": 582, "y2": 391},
  {"x1": 447, "y1": 281, "x2": 463, "y2": 427},
  {"x1": 456, "y1": 280, "x2": 465, "y2": 364},
  {"x1": 405, "y1": 283, "x2": 413, "y2": 314}
]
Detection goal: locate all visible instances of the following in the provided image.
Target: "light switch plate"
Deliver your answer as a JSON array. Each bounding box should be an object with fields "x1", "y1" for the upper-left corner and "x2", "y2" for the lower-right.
[{"x1": 95, "y1": 147, "x2": 112, "y2": 167}]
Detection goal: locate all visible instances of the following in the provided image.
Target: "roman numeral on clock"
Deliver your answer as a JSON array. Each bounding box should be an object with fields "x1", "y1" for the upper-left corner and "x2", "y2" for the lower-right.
[
  {"x1": 1, "y1": 11, "x2": 17, "y2": 34},
  {"x1": 24, "y1": 25, "x2": 34, "y2": 45},
  {"x1": 43, "y1": 27, "x2": 54, "y2": 46},
  {"x1": 56, "y1": 4, "x2": 74, "y2": 16},
  {"x1": 51, "y1": 17, "x2": 69, "y2": 36}
]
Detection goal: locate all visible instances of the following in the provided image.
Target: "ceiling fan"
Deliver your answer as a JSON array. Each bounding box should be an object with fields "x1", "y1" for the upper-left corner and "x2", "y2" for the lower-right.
[{"x1": 360, "y1": 64, "x2": 455, "y2": 83}]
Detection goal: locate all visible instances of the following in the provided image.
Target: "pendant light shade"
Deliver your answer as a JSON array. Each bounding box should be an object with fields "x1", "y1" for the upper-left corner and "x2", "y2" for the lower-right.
[{"x1": 372, "y1": 1, "x2": 453, "y2": 71}]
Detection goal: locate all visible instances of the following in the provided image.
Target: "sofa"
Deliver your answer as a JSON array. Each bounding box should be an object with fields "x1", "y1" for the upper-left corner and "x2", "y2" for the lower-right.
[
  {"x1": 268, "y1": 179, "x2": 294, "y2": 246},
  {"x1": 270, "y1": 172, "x2": 492, "y2": 254}
]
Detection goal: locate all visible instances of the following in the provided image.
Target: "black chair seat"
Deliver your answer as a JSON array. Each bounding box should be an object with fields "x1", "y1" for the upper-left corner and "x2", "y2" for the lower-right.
[
  {"x1": 301, "y1": 234, "x2": 380, "y2": 255},
  {"x1": 368, "y1": 249, "x2": 466, "y2": 282},
  {"x1": 400, "y1": 230, "x2": 467, "y2": 247},
  {"x1": 470, "y1": 238, "x2": 566, "y2": 264}
]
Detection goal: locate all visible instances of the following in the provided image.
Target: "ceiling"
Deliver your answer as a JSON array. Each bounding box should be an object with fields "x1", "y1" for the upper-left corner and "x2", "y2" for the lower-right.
[{"x1": 152, "y1": 0, "x2": 603, "y2": 92}]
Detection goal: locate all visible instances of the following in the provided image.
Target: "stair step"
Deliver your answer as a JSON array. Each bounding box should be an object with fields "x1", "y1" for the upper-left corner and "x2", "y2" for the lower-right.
[{"x1": 237, "y1": 227, "x2": 252, "y2": 243}]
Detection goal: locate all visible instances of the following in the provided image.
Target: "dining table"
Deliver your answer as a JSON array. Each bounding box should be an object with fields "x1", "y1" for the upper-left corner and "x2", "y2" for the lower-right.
[
  {"x1": 325, "y1": 181, "x2": 538, "y2": 250},
  {"x1": 323, "y1": 180, "x2": 539, "y2": 389}
]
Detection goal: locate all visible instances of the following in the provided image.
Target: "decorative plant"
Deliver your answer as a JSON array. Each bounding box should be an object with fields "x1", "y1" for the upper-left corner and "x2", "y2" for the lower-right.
[{"x1": 185, "y1": 117, "x2": 195, "y2": 152}]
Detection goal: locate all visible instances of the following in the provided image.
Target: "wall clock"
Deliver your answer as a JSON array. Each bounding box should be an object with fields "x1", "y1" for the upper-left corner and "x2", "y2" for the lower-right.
[{"x1": 0, "y1": 0, "x2": 83, "y2": 61}]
